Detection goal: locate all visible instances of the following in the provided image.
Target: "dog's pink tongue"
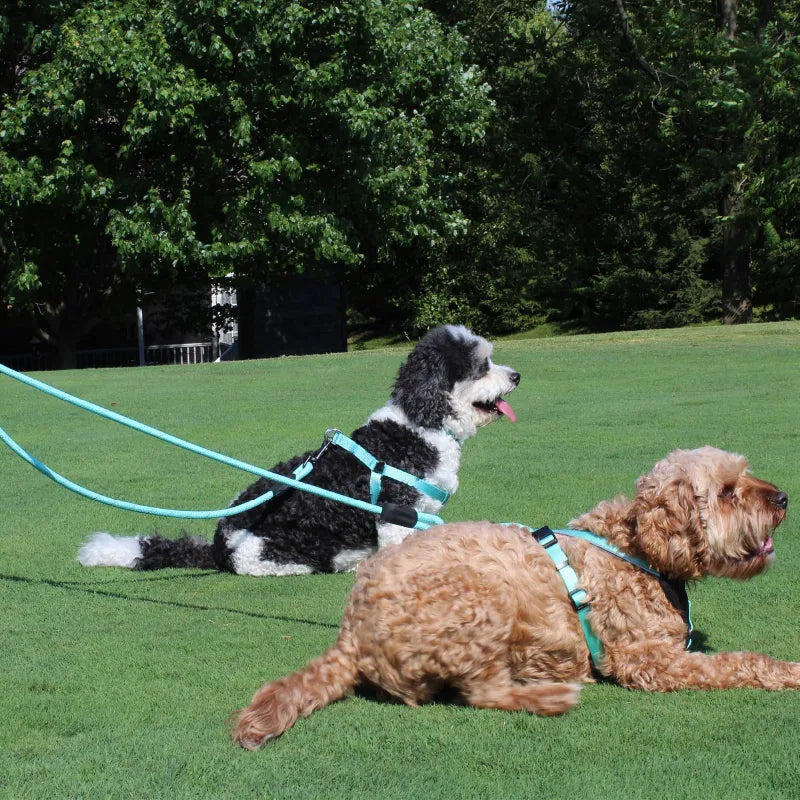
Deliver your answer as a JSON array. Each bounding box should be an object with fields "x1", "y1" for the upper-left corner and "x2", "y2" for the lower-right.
[{"x1": 496, "y1": 399, "x2": 516, "y2": 423}]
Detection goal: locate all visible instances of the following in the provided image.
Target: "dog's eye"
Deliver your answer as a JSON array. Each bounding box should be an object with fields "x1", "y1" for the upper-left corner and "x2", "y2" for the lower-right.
[
  {"x1": 720, "y1": 485, "x2": 736, "y2": 500},
  {"x1": 475, "y1": 359, "x2": 490, "y2": 377}
]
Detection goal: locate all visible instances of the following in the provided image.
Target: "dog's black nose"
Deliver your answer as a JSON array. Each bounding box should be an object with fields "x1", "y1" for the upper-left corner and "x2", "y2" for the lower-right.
[
  {"x1": 510, "y1": 371, "x2": 521, "y2": 386},
  {"x1": 772, "y1": 491, "x2": 788, "y2": 509}
]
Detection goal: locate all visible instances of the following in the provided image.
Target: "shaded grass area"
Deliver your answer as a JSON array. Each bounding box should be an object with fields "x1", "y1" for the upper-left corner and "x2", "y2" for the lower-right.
[{"x1": 1, "y1": 321, "x2": 800, "y2": 798}]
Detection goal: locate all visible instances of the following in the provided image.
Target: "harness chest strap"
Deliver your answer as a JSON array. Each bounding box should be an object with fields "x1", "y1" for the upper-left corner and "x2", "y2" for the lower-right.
[
  {"x1": 530, "y1": 527, "x2": 604, "y2": 667},
  {"x1": 326, "y1": 429, "x2": 450, "y2": 507},
  {"x1": 522, "y1": 525, "x2": 693, "y2": 670}
]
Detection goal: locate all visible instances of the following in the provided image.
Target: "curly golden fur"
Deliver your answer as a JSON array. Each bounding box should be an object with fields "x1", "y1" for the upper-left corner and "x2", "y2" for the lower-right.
[{"x1": 233, "y1": 446, "x2": 795, "y2": 748}]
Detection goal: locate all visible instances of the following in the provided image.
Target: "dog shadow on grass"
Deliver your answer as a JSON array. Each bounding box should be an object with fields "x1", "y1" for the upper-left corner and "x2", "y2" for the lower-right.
[{"x1": 0, "y1": 571, "x2": 340, "y2": 629}]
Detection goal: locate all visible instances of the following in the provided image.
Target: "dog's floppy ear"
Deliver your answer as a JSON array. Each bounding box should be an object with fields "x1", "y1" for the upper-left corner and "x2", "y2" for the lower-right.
[
  {"x1": 630, "y1": 474, "x2": 711, "y2": 579},
  {"x1": 391, "y1": 333, "x2": 454, "y2": 428}
]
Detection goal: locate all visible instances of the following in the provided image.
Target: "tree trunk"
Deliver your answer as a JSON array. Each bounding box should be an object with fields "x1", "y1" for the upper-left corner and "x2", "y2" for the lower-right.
[
  {"x1": 715, "y1": 0, "x2": 738, "y2": 40},
  {"x1": 54, "y1": 334, "x2": 80, "y2": 370},
  {"x1": 715, "y1": 0, "x2": 752, "y2": 325},
  {"x1": 720, "y1": 195, "x2": 752, "y2": 325},
  {"x1": 33, "y1": 297, "x2": 98, "y2": 370}
]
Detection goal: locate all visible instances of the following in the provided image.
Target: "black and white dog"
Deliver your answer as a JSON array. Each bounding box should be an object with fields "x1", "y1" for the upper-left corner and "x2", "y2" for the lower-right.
[{"x1": 78, "y1": 325, "x2": 520, "y2": 576}]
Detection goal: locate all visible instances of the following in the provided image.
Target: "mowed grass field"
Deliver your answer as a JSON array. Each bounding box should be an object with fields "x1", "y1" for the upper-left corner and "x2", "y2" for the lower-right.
[{"x1": 1, "y1": 321, "x2": 799, "y2": 799}]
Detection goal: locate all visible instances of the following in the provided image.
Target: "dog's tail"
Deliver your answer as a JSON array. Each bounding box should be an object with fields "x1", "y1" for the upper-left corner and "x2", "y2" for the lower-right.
[
  {"x1": 233, "y1": 635, "x2": 359, "y2": 749},
  {"x1": 77, "y1": 532, "x2": 217, "y2": 570}
]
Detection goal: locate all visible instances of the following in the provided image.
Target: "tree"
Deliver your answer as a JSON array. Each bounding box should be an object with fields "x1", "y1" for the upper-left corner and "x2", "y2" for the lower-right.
[
  {"x1": 417, "y1": 0, "x2": 574, "y2": 335},
  {"x1": 423, "y1": 0, "x2": 800, "y2": 333},
  {"x1": 421, "y1": 0, "x2": 723, "y2": 334},
  {"x1": 552, "y1": 0, "x2": 800, "y2": 326},
  {"x1": 0, "y1": 0, "x2": 491, "y2": 365}
]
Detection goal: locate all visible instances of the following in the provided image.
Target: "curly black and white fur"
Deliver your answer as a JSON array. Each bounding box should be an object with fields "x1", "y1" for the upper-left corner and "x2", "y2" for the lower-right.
[{"x1": 77, "y1": 325, "x2": 520, "y2": 576}]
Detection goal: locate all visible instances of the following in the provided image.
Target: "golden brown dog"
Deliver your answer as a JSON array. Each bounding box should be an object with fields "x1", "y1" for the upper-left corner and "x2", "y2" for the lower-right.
[{"x1": 233, "y1": 446, "x2": 796, "y2": 748}]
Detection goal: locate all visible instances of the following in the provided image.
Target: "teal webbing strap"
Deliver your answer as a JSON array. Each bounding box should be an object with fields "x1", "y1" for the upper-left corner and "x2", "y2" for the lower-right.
[
  {"x1": 552, "y1": 529, "x2": 660, "y2": 576},
  {"x1": 530, "y1": 527, "x2": 605, "y2": 668},
  {"x1": 554, "y1": 528, "x2": 692, "y2": 647},
  {"x1": 329, "y1": 430, "x2": 450, "y2": 506}
]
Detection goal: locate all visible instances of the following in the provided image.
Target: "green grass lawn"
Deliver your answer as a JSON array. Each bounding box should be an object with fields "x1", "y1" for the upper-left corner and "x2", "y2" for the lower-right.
[{"x1": 1, "y1": 321, "x2": 800, "y2": 799}]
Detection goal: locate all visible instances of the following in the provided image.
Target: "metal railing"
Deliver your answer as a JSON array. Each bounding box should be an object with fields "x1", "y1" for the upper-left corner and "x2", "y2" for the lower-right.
[
  {"x1": 143, "y1": 343, "x2": 214, "y2": 365},
  {"x1": 1, "y1": 342, "x2": 216, "y2": 371}
]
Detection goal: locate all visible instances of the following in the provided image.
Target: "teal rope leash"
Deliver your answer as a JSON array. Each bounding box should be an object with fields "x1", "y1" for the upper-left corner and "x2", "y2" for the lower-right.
[{"x1": 0, "y1": 363, "x2": 444, "y2": 530}]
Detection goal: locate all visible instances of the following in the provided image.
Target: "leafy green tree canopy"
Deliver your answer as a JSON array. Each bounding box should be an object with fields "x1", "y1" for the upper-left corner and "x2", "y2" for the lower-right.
[
  {"x1": 423, "y1": 0, "x2": 800, "y2": 333},
  {"x1": 0, "y1": 0, "x2": 491, "y2": 363}
]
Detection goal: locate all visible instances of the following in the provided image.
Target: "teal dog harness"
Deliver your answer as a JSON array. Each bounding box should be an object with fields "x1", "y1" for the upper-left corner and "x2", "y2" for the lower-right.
[
  {"x1": 516, "y1": 525, "x2": 693, "y2": 670},
  {"x1": 325, "y1": 429, "x2": 450, "y2": 507}
]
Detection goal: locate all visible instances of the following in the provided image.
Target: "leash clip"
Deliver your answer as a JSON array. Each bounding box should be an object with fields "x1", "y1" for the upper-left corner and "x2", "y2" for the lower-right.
[{"x1": 307, "y1": 428, "x2": 340, "y2": 466}]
